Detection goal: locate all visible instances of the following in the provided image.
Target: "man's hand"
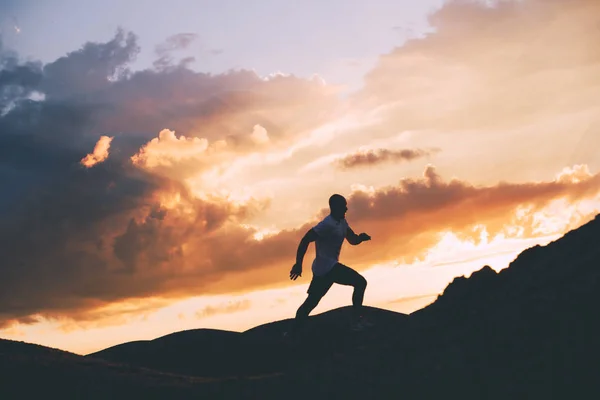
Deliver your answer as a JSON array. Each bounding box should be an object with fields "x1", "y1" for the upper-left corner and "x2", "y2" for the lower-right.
[
  {"x1": 359, "y1": 233, "x2": 371, "y2": 242},
  {"x1": 290, "y1": 263, "x2": 302, "y2": 280}
]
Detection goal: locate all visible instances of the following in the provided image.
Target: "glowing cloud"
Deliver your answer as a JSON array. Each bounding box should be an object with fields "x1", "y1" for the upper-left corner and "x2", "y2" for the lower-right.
[
  {"x1": 556, "y1": 164, "x2": 592, "y2": 184},
  {"x1": 250, "y1": 124, "x2": 270, "y2": 145},
  {"x1": 131, "y1": 129, "x2": 209, "y2": 168},
  {"x1": 80, "y1": 136, "x2": 114, "y2": 168}
]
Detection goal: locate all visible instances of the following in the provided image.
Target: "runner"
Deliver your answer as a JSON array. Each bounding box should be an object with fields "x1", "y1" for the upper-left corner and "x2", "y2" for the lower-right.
[{"x1": 288, "y1": 194, "x2": 373, "y2": 337}]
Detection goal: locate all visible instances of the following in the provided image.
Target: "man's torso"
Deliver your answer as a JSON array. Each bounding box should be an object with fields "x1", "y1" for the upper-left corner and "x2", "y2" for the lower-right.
[{"x1": 311, "y1": 215, "x2": 348, "y2": 276}]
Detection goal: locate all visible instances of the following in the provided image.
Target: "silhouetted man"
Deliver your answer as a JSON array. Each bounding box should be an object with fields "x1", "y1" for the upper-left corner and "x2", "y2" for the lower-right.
[{"x1": 288, "y1": 194, "x2": 373, "y2": 335}]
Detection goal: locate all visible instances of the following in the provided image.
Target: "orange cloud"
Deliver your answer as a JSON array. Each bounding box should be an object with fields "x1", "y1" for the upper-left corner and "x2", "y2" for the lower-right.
[
  {"x1": 178, "y1": 164, "x2": 600, "y2": 295},
  {"x1": 131, "y1": 129, "x2": 210, "y2": 168},
  {"x1": 80, "y1": 136, "x2": 113, "y2": 168},
  {"x1": 130, "y1": 126, "x2": 272, "y2": 184},
  {"x1": 340, "y1": 164, "x2": 600, "y2": 264}
]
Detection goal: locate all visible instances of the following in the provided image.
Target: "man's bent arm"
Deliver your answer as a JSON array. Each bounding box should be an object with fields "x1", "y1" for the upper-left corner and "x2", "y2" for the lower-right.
[
  {"x1": 296, "y1": 228, "x2": 318, "y2": 265},
  {"x1": 345, "y1": 227, "x2": 363, "y2": 245}
]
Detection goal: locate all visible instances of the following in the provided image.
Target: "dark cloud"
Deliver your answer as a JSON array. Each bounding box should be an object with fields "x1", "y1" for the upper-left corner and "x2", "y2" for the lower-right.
[
  {"x1": 155, "y1": 33, "x2": 198, "y2": 55},
  {"x1": 0, "y1": 166, "x2": 267, "y2": 328},
  {"x1": 0, "y1": 38, "x2": 43, "y2": 113},
  {"x1": 334, "y1": 148, "x2": 439, "y2": 170},
  {"x1": 41, "y1": 28, "x2": 139, "y2": 99},
  {"x1": 96, "y1": 67, "x2": 338, "y2": 144}
]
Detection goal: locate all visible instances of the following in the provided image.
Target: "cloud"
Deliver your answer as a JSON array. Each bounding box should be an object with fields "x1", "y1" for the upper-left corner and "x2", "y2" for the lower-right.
[
  {"x1": 334, "y1": 147, "x2": 439, "y2": 170},
  {"x1": 55, "y1": 297, "x2": 172, "y2": 332},
  {"x1": 353, "y1": 0, "x2": 600, "y2": 134},
  {"x1": 155, "y1": 33, "x2": 198, "y2": 55},
  {"x1": 0, "y1": 29, "x2": 339, "y2": 328},
  {"x1": 153, "y1": 33, "x2": 198, "y2": 70},
  {"x1": 99, "y1": 68, "x2": 339, "y2": 150},
  {"x1": 129, "y1": 125, "x2": 273, "y2": 192},
  {"x1": 556, "y1": 164, "x2": 592, "y2": 184},
  {"x1": 80, "y1": 135, "x2": 114, "y2": 168},
  {"x1": 340, "y1": 164, "x2": 600, "y2": 264},
  {"x1": 250, "y1": 124, "x2": 270, "y2": 145},
  {"x1": 1, "y1": 17, "x2": 599, "y2": 331},
  {"x1": 0, "y1": 40, "x2": 43, "y2": 113},
  {"x1": 131, "y1": 128, "x2": 210, "y2": 168},
  {"x1": 195, "y1": 299, "x2": 252, "y2": 319},
  {"x1": 41, "y1": 28, "x2": 139, "y2": 99}
]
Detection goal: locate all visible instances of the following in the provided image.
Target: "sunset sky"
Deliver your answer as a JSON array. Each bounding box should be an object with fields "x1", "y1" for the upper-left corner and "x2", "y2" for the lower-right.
[{"x1": 1, "y1": 0, "x2": 599, "y2": 355}]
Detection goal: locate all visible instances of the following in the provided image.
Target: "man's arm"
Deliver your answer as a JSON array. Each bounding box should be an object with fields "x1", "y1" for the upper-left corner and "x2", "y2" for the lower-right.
[
  {"x1": 296, "y1": 228, "x2": 318, "y2": 265},
  {"x1": 346, "y1": 226, "x2": 371, "y2": 245},
  {"x1": 290, "y1": 228, "x2": 318, "y2": 280}
]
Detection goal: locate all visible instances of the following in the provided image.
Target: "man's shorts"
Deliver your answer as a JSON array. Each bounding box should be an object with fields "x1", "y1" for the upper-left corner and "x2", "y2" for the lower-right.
[{"x1": 307, "y1": 263, "x2": 364, "y2": 298}]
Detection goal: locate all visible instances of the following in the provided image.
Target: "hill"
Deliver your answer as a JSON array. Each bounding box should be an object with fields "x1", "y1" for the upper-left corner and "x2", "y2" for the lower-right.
[
  {"x1": 87, "y1": 306, "x2": 409, "y2": 378},
  {"x1": 0, "y1": 337, "x2": 219, "y2": 399},
  {"x1": 2, "y1": 214, "x2": 600, "y2": 399}
]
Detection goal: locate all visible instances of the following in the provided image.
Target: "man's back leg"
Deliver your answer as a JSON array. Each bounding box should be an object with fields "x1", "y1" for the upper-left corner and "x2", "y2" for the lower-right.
[{"x1": 330, "y1": 263, "x2": 373, "y2": 330}]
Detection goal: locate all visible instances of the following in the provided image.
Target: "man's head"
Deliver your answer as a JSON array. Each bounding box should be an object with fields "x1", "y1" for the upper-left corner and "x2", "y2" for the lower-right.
[{"x1": 329, "y1": 194, "x2": 347, "y2": 220}]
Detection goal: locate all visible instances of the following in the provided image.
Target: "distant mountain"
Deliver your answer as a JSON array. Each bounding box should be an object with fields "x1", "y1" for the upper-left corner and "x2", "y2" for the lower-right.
[{"x1": 2, "y1": 214, "x2": 600, "y2": 399}]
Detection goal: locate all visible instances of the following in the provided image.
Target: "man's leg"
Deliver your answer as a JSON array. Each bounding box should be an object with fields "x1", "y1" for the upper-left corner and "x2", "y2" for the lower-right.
[
  {"x1": 291, "y1": 275, "x2": 332, "y2": 334},
  {"x1": 294, "y1": 293, "x2": 322, "y2": 326},
  {"x1": 330, "y1": 263, "x2": 368, "y2": 321}
]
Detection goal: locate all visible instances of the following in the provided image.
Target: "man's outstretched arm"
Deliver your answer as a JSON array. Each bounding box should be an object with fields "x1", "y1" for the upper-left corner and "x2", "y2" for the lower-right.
[
  {"x1": 346, "y1": 227, "x2": 371, "y2": 245},
  {"x1": 290, "y1": 229, "x2": 319, "y2": 280}
]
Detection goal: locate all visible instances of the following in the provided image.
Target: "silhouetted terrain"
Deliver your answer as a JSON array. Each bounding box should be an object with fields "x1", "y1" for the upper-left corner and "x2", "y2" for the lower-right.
[
  {"x1": 2, "y1": 214, "x2": 600, "y2": 399},
  {"x1": 87, "y1": 306, "x2": 408, "y2": 378}
]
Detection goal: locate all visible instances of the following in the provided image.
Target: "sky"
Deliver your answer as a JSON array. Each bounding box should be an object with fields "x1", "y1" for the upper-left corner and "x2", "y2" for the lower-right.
[{"x1": 0, "y1": 0, "x2": 599, "y2": 355}]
